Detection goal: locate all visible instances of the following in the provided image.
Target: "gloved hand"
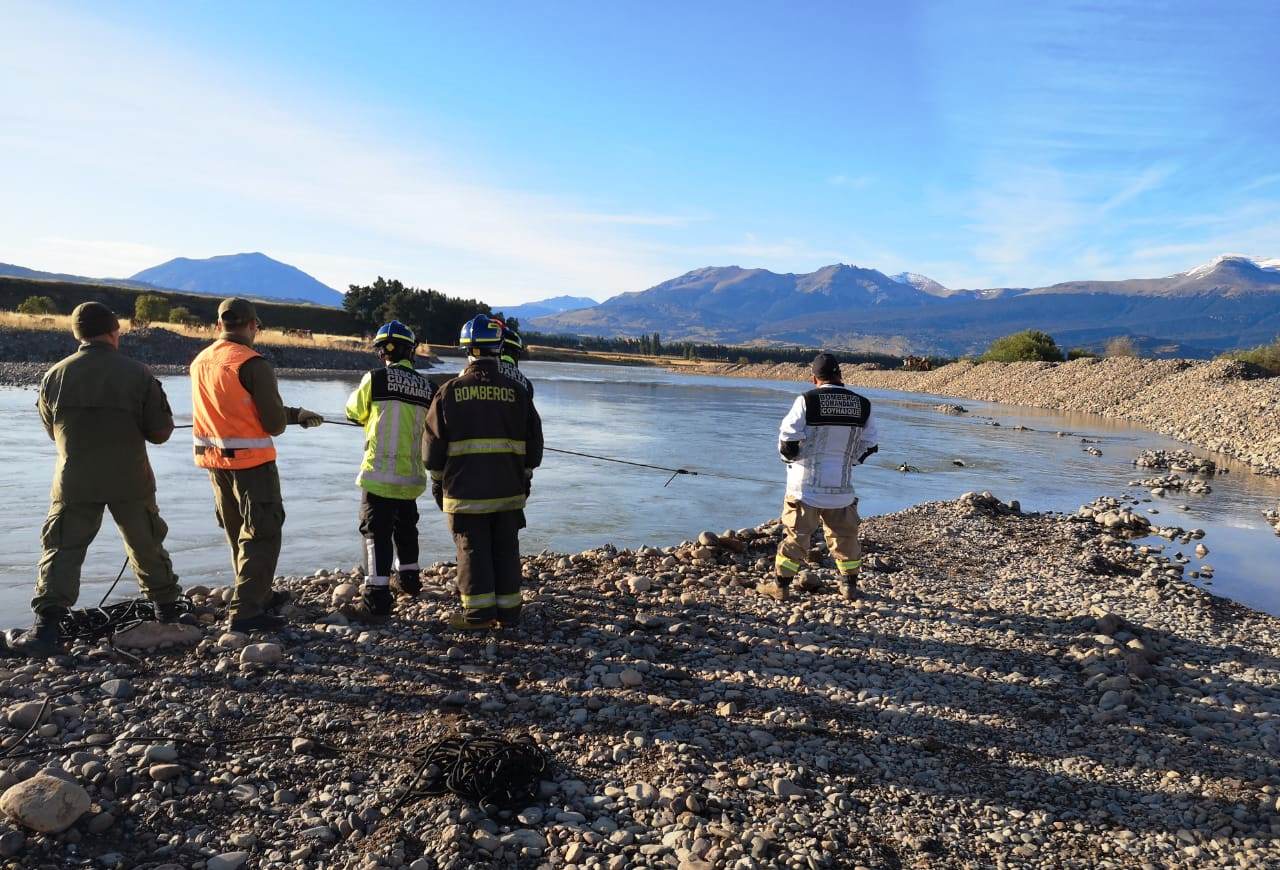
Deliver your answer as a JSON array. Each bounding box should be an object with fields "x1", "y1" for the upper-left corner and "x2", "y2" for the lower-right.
[
  {"x1": 524, "y1": 470, "x2": 533, "y2": 497},
  {"x1": 431, "y1": 480, "x2": 444, "y2": 511},
  {"x1": 297, "y1": 409, "x2": 324, "y2": 429}
]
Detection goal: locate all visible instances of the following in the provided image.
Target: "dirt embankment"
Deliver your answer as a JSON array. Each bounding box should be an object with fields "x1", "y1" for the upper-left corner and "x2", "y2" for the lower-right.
[
  {"x1": 687, "y1": 357, "x2": 1280, "y2": 475},
  {"x1": 0, "y1": 326, "x2": 390, "y2": 387}
]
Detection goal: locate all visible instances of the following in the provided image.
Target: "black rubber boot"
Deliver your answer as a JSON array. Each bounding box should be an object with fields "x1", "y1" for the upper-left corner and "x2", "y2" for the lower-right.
[
  {"x1": 340, "y1": 586, "x2": 393, "y2": 623},
  {"x1": 392, "y1": 570, "x2": 422, "y2": 598},
  {"x1": 838, "y1": 573, "x2": 860, "y2": 602},
  {"x1": 4, "y1": 608, "x2": 69, "y2": 658}
]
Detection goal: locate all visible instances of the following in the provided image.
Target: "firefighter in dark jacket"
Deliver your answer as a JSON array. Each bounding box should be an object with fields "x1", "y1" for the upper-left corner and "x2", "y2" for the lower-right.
[{"x1": 424, "y1": 314, "x2": 543, "y2": 629}]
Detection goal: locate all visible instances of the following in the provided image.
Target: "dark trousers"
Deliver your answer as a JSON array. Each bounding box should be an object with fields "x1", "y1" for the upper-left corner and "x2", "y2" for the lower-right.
[
  {"x1": 208, "y1": 462, "x2": 284, "y2": 620},
  {"x1": 358, "y1": 491, "x2": 419, "y2": 587},
  {"x1": 447, "y1": 510, "x2": 524, "y2": 622}
]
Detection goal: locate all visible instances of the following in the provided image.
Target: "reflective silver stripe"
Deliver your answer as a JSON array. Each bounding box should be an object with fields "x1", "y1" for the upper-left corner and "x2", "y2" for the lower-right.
[
  {"x1": 361, "y1": 468, "x2": 427, "y2": 486},
  {"x1": 447, "y1": 438, "x2": 527, "y2": 456},
  {"x1": 376, "y1": 401, "x2": 400, "y2": 478},
  {"x1": 192, "y1": 435, "x2": 273, "y2": 449}
]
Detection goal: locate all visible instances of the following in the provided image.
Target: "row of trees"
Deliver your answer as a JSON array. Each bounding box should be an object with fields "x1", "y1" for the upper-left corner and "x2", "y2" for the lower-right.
[
  {"x1": 343, "y1": 278, "x2": 501, "y2": 345},
  {"x1": 17, "y1": 293, "x2": 198, "y2": 327},
  {"x1": 978, "y1": 330, "x2": 1138, "y2": 363}
]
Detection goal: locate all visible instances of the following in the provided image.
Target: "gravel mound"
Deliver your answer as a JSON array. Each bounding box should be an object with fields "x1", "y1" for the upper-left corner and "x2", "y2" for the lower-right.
[
  {"x1": 689, "y1": 358, "x2": 1280, "y2": 475},
  {"x1": 1, "y1": 497, "x2": 1277, "y2": 868}
]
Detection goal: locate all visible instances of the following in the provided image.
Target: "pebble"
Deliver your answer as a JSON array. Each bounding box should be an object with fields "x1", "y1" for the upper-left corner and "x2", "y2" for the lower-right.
[{"x1": 239, "y1": 643, "x2": 283, "y2": 665}]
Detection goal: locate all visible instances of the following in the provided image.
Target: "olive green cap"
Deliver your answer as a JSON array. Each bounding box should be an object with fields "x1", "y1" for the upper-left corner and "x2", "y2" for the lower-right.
[
  {"x1": 218, "y1": 297, "x2": 262, "y2": 328},
  {"x1": 71, "y1": 301, "x2": 120, "y2": 340}
]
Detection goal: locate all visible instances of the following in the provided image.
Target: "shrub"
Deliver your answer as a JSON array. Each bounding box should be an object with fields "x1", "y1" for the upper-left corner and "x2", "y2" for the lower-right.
[
  {"x1": 168, "y1": 305, "x2": 197, "y2": 326},
  {"x1": 1104, "y1": 336, "x2": 1138, "y2": 358},
  {"x1": 979, "y1": 330, "x2": 1063, "y2": 363},
  {"x1": 1227, "y1": 337, "x2": 1280, "y2": 376},
  {"x1": 133, "y1": 294, "x2": 170, "y2": 326},
  {"x1": 16, "y1": 295, "x2": 57, "y2": 315},
  {"x1": 1067, "y1": 347, "x2": 1099, "y2": 360}
]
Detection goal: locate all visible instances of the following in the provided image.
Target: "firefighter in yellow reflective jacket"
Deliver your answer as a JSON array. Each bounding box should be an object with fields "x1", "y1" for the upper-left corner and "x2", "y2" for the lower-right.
[
  {"x1": 424, "y1": 314, "x2": 543, "y2": 629},
  {"x1": 344, "y1": 320, "x2": 436, "y2": 620}
]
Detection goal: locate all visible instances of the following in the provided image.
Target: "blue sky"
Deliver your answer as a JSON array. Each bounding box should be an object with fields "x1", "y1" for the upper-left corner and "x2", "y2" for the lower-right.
[{"x1": 2, "y1": 0, "x2": 1278, "y2": 304}]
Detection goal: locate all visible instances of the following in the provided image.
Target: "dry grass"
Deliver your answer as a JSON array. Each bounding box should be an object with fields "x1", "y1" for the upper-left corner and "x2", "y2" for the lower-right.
[{"x1": 0, "y1": 310, "x2": 363, "y2": 351}]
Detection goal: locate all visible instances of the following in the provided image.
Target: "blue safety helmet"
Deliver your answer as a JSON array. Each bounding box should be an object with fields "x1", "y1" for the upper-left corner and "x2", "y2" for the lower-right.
[
  {"x1": 459, "y1": 314, "x2": 503, "y2": 352},
  {"x1": 373, "y1": 320, "x2": 416, "y2": 349}
]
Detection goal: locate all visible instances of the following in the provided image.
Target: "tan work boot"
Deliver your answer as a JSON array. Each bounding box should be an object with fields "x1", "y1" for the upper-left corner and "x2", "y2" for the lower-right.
[{"x1": 755, "y1": 579, "x2": 790, "y2": 602}]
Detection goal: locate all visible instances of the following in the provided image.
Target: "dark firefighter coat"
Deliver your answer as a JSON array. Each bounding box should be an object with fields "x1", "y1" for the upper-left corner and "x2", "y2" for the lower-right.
[{"x1": 424, "y1": 356, "x2": 543, "y2": 513}]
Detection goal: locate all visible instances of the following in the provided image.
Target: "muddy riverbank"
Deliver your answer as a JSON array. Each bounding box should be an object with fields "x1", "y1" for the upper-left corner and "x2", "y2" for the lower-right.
[
  {"x1": 681, "y1": 358, "x2": 1280, "y2": 477},
  {"x1": 1, "y1": 494, "x2": 1277, "y2": 868}
]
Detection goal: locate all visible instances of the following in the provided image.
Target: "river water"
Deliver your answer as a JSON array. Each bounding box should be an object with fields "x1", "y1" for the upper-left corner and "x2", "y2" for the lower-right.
[{"x1": 2, "y1": 361, "x2": 1278, "y2": 625}]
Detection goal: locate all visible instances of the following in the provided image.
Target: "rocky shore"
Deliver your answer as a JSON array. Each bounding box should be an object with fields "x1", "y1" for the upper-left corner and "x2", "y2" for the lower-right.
[
  {"x1": 2, "y1": 494, "x2": 1278, "y2": 869},
  {"x1": 0, "y1": 327, "x2": 383, "y2": 388},
  {"x1": 685, "y1": 358, "x2": 1280, "y2": 476}
]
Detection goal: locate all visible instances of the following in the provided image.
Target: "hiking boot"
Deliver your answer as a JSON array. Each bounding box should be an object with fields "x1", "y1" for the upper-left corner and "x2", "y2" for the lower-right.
[
  {"x1": 496, "y1": 608, "x2": 522, "y2": 629},
  {"x1": 155, "y1": 600, "x2": 198, "y2": 626},
  {"x1": 228, "y1": 612, "x2": 288, "y2": 633},
  {"x1": 448, "y1": 613, "x2": 499, "y2": 631},
  {"x1": 838, "y1": 574, "x2": 860, "y2": 602},
  {"x1": 266, "y1": 590, "x2": 293, "y2": 613},
  {"x1": 391, "y1": 571, "x2": 422, "y2": 598},
  {"x1": 4, "y1": 608, "x2": 69, "y2": 658},
  {"x1": 755, "y1": 579, "x2": 790, "y2": 602}
]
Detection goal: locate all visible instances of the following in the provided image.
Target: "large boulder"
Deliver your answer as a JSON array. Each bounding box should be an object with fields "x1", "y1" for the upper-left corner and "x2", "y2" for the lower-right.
[{"x1": 0, "y1": 773, "x2": 91, "y2": 833}]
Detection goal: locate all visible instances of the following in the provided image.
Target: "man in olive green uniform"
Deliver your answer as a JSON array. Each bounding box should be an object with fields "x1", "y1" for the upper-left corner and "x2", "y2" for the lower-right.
[
  {"x1": 191, "y1": 298, "x2": 322, "y2": 632},
  {"x1": 4, "y1": 302, "x2": 182, "y2": 657}
]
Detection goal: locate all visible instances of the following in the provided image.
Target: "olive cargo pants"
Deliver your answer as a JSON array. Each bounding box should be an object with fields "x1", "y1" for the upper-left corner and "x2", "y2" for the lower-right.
[
  {"x1": 208, "y1": 462, "x2": 285, "y2": 620},
  {"x1": 447, "y1": 510, "x2": 524, "y2": 623},
  {"x1": 32, "y1": 498, "x2": 180, "y2": 613},
  {"x1": 775, "y1": 497, "x2": 862, "y2": 578}
]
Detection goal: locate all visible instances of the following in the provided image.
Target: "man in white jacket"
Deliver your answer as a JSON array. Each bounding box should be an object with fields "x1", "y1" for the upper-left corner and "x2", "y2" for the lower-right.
[{"x1": 759, "y1": 353, "x2": 879, "y2": 603}]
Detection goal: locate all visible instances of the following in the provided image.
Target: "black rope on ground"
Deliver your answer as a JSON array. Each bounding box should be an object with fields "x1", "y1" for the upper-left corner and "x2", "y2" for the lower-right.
[
  {"x1": 55, "y1": 597, "x2": 195, "y2": 643},
  {"x1": 1, "y1": 697, "x2": 51, "y2": 759},
  {"x1": 402, "y1": 735, "x2": 549, "y2": 808}
]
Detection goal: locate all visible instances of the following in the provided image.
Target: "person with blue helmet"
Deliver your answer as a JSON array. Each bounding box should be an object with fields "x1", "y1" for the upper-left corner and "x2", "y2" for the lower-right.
[
  {"x1": 343, "y1": 320, "x2": 436, "y2": 620},
  {"x1": 424, "y1": 314, "x2": 543, "y2": 629}
]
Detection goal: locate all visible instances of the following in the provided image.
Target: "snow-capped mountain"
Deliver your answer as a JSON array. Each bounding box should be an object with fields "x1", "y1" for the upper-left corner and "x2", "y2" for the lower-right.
[
  {"x1": 1182, "y1": 254, "x2": 1280, "y2": 279},
  {"x1": 890, "y1": 271, "x2": 952, "y2": 297}
]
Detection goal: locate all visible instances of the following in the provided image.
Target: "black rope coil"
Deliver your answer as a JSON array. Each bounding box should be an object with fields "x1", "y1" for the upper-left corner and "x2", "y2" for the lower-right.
[
  {"x1": 57, "y1": 597, "x2": 195, "y2": 642},
  {"x1": 406, "y1": 736, "x2": 549, "y2": 808}
]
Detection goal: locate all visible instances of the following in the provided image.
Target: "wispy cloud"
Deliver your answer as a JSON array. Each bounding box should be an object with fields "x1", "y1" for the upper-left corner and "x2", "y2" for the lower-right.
[
  {"x1": 827, "y1": 174, "x2": 874, "y2": 190},
  {"x1": 550, "y1": 211, "x2": 708, "y2": 227},
  {"x1": 0, "y1": 6, "x2": 690, "y2": 300}
]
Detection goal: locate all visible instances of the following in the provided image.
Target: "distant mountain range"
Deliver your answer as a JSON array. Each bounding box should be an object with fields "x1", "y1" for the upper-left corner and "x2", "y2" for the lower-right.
[
  {"x1": 130, "y1": 253, "x2": 341, "y2": 306},
  {"x1": 532, "y1": 255, "x2": 1280, "y2": 356},
  {"x1": 1, "y1": 253, "x2": 342, "y2": 307},
  {"x1": 493, "y1": 295, "x2": 599, "y2": 323}
]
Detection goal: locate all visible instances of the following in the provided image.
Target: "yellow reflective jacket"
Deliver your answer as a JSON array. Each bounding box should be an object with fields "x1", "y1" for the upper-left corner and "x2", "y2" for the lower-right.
[{"x1": 345, "y1": 360, "x2": 436, "y2": 499}]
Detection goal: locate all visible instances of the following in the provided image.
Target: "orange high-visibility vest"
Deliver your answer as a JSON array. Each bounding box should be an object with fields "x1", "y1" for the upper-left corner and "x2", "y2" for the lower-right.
[{"x1": 190, "y1": 340, "x2": 277, "y2": 470}]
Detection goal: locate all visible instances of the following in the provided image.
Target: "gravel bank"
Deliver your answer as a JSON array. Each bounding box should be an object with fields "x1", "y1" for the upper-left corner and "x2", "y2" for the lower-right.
[
  {"x1": 2, "y1": 494, "x2": 1278, "y2": 868},
  {"x1": 684, "y1": 358, "x2": 1280, "y2": 476}
]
